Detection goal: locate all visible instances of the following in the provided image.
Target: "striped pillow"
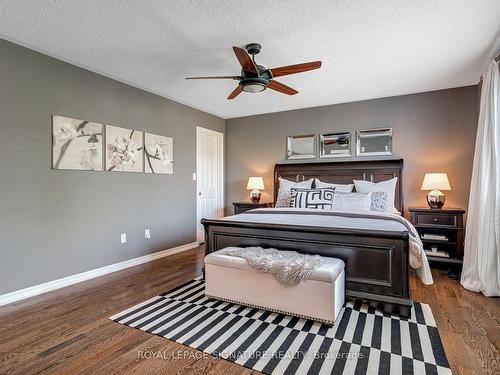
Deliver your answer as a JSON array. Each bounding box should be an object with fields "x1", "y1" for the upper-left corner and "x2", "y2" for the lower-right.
[
  {"x1": 332, "y1": 192, "x2": 372, "y2": 211},
  {"x1": 289, "y1": 188, "x2": 335, "y2": 209}
]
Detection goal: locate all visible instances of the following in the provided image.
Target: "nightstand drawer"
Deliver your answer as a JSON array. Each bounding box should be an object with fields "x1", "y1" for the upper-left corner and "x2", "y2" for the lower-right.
[
  {"x1": 234, "y1": 204, "x2": 256, "y2": 214},
  {"x1": 233, "y1": 202, "x2": 272, "y2": 215},
  {"x1": 416, "y1": 213, "x2": 456, "y2": 227}
]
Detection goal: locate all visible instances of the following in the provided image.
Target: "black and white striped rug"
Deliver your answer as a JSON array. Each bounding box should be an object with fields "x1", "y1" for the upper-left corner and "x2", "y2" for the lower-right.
[{"x1": 110, "y1": 278, "x2": 451, "y2": 374}]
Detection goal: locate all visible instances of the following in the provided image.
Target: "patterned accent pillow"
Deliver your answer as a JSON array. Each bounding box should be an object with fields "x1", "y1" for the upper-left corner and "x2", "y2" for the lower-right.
[
  {"x1": 275, "y1": 177, "x2": 314, "y2": 208},
  {"x1": 370, "y1": 192, "x2": 388, "y2": 212},
  {"x1": 289, "y1": 188, "x2": 335, "y2": 209}
]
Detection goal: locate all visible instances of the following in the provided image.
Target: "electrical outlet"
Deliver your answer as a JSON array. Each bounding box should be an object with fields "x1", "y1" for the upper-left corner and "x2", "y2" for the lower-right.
[
  {"x1": 145, "y1": 229, "x2": 151, "y2": 239},
  {"x1": 120, "y1": 233, "x2": 127, "y2": 244},
  {"x1": 192, "y1": 173, "x2": 196, "y2": 181}
]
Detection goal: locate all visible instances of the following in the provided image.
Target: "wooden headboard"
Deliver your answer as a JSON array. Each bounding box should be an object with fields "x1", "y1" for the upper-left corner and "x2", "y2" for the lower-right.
[{"x1": 274, "y1": 159, "x2": 404, "y2": 213}]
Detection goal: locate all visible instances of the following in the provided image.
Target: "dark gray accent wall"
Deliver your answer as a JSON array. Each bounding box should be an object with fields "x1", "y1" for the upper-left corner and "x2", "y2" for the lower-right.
[
  {"x1": 0, "y1": 39, "x2": 224, "y2": 294},
  {"x1": 226, "y1": 86, "x2": 478, "y2": 215}
]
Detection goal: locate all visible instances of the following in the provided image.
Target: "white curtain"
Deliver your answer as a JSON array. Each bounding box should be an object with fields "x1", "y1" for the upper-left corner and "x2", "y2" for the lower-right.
[{"x1": 460, "y1": 59, "x2": 500, "y2": 297}]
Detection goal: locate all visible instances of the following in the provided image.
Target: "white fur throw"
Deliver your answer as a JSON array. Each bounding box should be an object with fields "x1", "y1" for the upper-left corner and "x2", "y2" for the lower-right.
[{"x1": 219, "y1": 247, "x2": 323, "y2": 286}]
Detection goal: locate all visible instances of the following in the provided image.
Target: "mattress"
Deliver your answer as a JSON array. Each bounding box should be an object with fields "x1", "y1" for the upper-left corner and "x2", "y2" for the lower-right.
[{"x1": 220, "y1": 207, "x2": 433, "y2": 285}]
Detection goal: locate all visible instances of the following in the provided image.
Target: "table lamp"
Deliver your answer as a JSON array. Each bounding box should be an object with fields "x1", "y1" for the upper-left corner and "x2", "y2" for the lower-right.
[
  {"x1": 421, "y1": 173, "x2": 451, "y2": 209},
  {"x1": 247, "y1": 177, "x2": 265, "y2": 203}
]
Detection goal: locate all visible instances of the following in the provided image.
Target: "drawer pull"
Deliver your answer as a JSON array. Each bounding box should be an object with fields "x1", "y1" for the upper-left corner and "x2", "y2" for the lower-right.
[{"x1": 433, "y1": 218, "x2": 438, "y2": 222}]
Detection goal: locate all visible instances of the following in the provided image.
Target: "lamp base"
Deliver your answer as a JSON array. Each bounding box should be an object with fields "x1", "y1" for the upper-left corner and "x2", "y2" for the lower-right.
[
  {"x1": 250, "y1": 189, "x2": 261, "y2": 204},
  {"x1": 427, "y1": 190, "x2": 445, "y2": 209}
]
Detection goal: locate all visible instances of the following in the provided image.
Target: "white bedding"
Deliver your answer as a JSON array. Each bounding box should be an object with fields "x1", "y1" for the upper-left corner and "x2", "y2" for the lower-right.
[{"x1": 222, "y1": 208, "x2": 433, "y2": 285}]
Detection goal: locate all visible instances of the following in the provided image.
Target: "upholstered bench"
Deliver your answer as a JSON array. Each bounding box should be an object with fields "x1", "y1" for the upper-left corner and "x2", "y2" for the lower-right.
[{"x1": 204, "y1": 249, "x2": 345, "y2": 325}]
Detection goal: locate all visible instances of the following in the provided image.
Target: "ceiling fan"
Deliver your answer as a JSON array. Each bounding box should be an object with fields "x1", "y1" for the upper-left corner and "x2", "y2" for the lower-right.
[{"x1": 185, "y1": 43, "x2": 322, "y2": 100}]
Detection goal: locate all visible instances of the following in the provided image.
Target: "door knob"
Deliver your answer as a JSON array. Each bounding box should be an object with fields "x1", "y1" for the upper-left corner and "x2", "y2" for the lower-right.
[{"x1": 198, "y1": 192, "x2": 202, "y2": 196}]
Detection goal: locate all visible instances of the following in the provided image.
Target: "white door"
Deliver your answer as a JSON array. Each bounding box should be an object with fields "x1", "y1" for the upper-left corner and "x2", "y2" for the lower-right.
[{"x1": 196, "y1": 127, "x2": 224, "y2": 243}]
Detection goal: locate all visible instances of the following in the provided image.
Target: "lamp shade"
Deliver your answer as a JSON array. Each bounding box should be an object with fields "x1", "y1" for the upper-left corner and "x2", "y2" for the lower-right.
[
  {"x1": 421, "y1": 173, "x2": 451, "y2": 191},
  {"x1": 247, "y1": 176, "x2": 265, "y2": 190}
]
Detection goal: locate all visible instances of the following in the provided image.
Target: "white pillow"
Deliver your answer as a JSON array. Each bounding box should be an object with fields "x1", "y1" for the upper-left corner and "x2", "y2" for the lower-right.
[
  {"x1": 353, "y1": 177, "x2": 398, "y2": 213},
  {"x1": 332, "y1": 192, "x2": 372, "y2": 211},
  {"x1": 275, "y1": 177, "x2": 314, "y2": 207},
  {"x1": 314, "y1": 178, "x2": 354, "y2": 193}
]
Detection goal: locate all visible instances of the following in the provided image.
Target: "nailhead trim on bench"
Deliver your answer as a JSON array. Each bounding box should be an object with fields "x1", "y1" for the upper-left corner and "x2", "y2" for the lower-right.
[{"x1": 205, "y1": 293, "x2": 336, "y2": 326}]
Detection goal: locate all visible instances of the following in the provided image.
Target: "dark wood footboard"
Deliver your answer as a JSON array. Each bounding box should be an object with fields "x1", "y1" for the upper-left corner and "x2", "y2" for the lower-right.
[{"x1": 202, "y1": 218, "x2": 412, "y2": 317}]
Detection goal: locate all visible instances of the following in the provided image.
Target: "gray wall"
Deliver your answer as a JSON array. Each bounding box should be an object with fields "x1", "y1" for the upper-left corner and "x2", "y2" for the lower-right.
[
  {"x1": 226, "y1": 86, "x2": 478, "y2": 215},
  {"x1": 0, "y1": 39, "x2": 224, "y2": 294}
]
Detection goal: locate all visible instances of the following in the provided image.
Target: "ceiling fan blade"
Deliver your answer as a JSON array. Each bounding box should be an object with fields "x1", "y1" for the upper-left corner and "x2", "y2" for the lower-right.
[
  {"x1": 233, "y1": 46, "x2": 258, "y2": 74},
  {"x1": 267, "y1": 80, "x2": 299, "y2": 95},
  {"x1": 227, "y1": 85, "x2": 243, "y2": 100},
  {"x1": 270, "y1": 61, "x2": 322, "y2": 78},
  {"x1": 185, "y1": 75, "x2": 242, "y2": 80}
]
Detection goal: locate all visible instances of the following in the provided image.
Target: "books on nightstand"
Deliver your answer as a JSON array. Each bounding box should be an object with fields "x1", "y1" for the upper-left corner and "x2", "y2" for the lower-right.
[
  {"x1": 424, "y1": 250, "x2": 449, "y2": 258},
  {"x1": 422, "y1": 234, "x2": 448, "y2": 241}
]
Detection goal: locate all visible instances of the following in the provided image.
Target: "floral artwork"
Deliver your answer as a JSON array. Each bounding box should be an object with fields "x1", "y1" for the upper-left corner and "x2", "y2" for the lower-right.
[
  {"x1": 52, "y1": 115, "x2": 103, "y2": 171},
  {"x1": 52, "y1": 117, "x2": 172, "y2": 175},
  {"x1": 105, "y1": 125, "x2": 143, "y2": 172},
  {"x1": 144, "y1": 133, "x2": 173, "y2": 174}
]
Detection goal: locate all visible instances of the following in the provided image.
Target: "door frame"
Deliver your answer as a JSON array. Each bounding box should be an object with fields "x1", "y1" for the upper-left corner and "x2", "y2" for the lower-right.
[{"x1": 196, "y1": 126, "x2": 224, "y2": 243}]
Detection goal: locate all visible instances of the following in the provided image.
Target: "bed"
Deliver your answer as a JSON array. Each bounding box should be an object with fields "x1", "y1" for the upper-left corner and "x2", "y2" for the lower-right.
[{"x1": 202, "y1": 159, "x2": 427, "y2": 317}]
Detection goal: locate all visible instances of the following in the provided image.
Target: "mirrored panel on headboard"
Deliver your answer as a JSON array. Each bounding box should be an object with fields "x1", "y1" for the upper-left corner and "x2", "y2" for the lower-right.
[{"x1": 356, "y1": 128, "x2": 393, "y2": 156}]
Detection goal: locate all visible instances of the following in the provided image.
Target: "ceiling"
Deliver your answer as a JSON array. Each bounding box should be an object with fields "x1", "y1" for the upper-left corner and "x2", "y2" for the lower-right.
[{"x1": 0, "y1": 1, "x2": 499, "y2": 119}]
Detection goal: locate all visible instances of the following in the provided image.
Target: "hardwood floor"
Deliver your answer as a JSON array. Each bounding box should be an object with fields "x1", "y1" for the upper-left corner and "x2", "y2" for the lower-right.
[{"x1": 0, "y1": 246, "x2": 498, "y2": 375}]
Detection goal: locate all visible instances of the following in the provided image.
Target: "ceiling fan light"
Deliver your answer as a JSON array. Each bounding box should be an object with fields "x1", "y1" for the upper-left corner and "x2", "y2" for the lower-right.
[
  {"x1": 242, "y1": 82, "x2": 266, "y2": 93},
  {"x1": 239, "y1": 77, "x2": 268, "y2": 94}
]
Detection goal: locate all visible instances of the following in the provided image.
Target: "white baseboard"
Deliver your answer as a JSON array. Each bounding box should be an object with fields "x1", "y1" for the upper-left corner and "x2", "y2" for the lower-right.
[{"x1": 0, "y1": 242, "x2": 198, "y2": 307}]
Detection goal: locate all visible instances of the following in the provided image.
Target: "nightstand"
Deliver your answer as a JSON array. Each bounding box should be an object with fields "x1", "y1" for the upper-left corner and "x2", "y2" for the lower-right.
[
  {"x1": 409, "y1": 207, "x2": 465, "y2": 279},
  {"x1": 233, "y1": 201, "x2": 273, "y2": 215}
]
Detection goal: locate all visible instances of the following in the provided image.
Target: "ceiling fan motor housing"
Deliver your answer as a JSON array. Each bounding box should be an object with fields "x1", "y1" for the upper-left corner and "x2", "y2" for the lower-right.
[
  {"x1": 241, "y1": 65, "x2": 272, "y2": 79},
  {"x1": 240, "y1": 61, "x2": 272, "y2": 93}
]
